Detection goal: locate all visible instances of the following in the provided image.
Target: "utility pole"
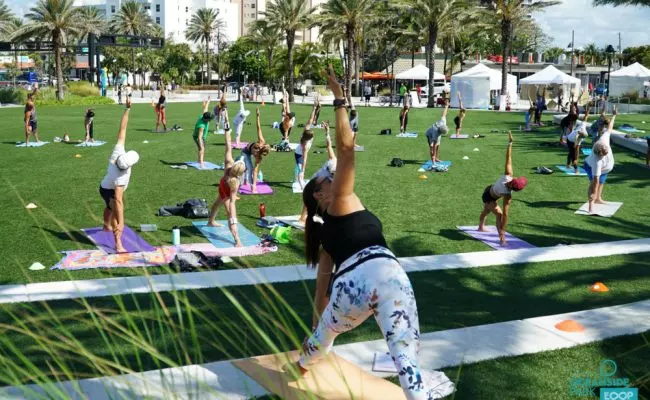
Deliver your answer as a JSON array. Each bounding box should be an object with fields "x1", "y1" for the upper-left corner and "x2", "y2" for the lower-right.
[
  {"x1": 569, "y1": 30, "x2": 575, "y2": 77},
  {"x1": 618, "y1": 32, "x2": 622, "y2": 67}
]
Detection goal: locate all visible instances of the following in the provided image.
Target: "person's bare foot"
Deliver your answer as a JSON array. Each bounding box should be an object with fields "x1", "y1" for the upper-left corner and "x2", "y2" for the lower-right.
[
  {"x1": 115, "y1": 245, "x2": 127, "y2": 253},
  {"x1": 478, "y1": 226, "x2": 488, "y2": 232},
  {"x1": 207, "y1": 221, "x2": 224, "y2": 227},
  {"x1": 595, "y1": 199, "x2": 606, "y2": 204},
  {"x1": 102, "y1": 225, "x2": 113, "y2": 232},
  {"x1": 200, "y1": 163, "x2": 206, "y2": 169},
  {"x1": 235, "y1": 241, "x2": 243, "y2": 248}
]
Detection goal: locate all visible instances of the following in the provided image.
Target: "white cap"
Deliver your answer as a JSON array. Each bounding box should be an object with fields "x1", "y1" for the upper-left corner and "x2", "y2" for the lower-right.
[
  {"x1": 242, "y1": 110, "x2": 251, "y2": 117},
  {"x1": 116, "y1": 151, "x2": 140, "y2": 170}
]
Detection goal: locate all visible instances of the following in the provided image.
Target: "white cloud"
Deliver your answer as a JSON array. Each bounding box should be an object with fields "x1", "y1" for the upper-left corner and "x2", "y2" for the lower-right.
[
  {"x1": 533, "y1": 0, "x2": 650, "y2": 49},
  {"x1": 5, "y1": 0, "x2": 33, "y2": 18}
]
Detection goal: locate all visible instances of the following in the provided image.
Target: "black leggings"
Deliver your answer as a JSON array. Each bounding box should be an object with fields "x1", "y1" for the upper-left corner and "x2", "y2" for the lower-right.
[
  {"x1": 567, "y1": 141, "x2": 577, "y2": 166},
  {"x1": 400, "y1": 114, "x2": 408, "y2": 131}
]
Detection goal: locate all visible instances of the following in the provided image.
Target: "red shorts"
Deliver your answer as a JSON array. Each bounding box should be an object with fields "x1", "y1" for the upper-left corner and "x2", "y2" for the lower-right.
[{"x1": 218, "y1": 177, "x2": 231, "y2": 200}]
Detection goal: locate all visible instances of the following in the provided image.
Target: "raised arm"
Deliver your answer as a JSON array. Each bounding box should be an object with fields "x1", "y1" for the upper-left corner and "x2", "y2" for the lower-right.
[
  {"x1": 255, "y1": 107, "x2": 265, "y2": 144},
  {"x1": 239, "y1": 88, "x2": 245, "y2": 113},
  {"x1": 115, "y1": 98, "x2": 132, "y2": 146},
  {"x1": 306, "y1": 102, "x2": 318, "y2": 127},
  {"x1": 283, "y1": 89, "x2": 291, "y2": 114},
  {"x1": 457, "y1": 92, "x2": 464, "y2": 110},
  {"x1": 223, "y1": 114, "x2": 234, "y2": 167},
  {"x1": 505, "y1": 131, "x2": 513, "y2": 176},
  {"x1": 323, "y1": 121, "x2": 335, "y2": 161},
  {"x1": 202, "y1": 96, "x2": 211, "y2": 113},
  {"x1": 581, "y1": 102, "x2": 591, "y2": 122},
  {"x1": 608, "y1": 106, "x2": 617, "y2": 131},
  {"x1": 441, "y1": 98, "x2": 450, "y2": 119}
]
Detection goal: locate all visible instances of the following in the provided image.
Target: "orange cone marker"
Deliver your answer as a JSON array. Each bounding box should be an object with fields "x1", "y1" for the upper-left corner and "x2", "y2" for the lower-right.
[
  {"x1": 590, "y1": 282, "x2": 609, "y2": 293},
  {"x1": 555, "y1": 319, "x2": 585, "y2": 333}
]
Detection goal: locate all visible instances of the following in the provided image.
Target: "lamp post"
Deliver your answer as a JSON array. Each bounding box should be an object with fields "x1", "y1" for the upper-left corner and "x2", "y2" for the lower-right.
[
  {"x1": 605, "y1": 44, "x2": 615, "y2": 99},
  {"x1": 569, "y1": 30, "x2": 575, "y2": 76}
]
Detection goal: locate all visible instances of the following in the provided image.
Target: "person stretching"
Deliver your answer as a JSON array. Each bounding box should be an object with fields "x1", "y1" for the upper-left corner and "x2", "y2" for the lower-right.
[
  {"x1": 399, "y1": 104, "x2": 410, "y2": 134},
  {"x1": 280, "y1": 88, "x2": 295, "y2": 141},
  {"x1": 453, "y1": 92, "x2": 466, "y2": 138},
  {"x1": 566, "y1": 103, "x2": 591, "y2": 174},
  {"x1": 524, "y1": 97, "x2": 534, "y2": 131},
  {"x1": 98, "y1": 98, "x2": 140, "y2": 253},
  {"x1": 295, "y1": 102, "x2": 319, "y2": 189},
  {"x1": 534, "y1": 89, "x2": 546, "y2": 126},
  {"x1": 214, "y1": 89, "x2": 228, "y2": 133},
  {"x1": 478, "y1": 132, "x2": 528, "y2": 246},
  {"x1": 84, "y1": 108, "x2": 95, "y2": 143},
  {"x1": 154, "y1": 88, "x2": 168, "y2": 132},
  {"x1": 207, "y1": 114, "x2": 247, "y2": 247},
  {"x1": 24, "y1": 84, "x2": 40, "y2": 144},
  {"x1": 241, "y1": 107, "x2": 271, "y2": 193},
  {"x1": 426, "y1": 99, "x2": 450, "y2": 164},
  {"x1": 233, "y1": 88, "x2": 251, "y2": 147},
  {"x1": 193, "y1": 97, "x2": 214, "y2": 169},
  {"x1": 294, "y1": 65, "x2": 455, "y2": 400},
  {"x1": 645, "y1": 134, "x2": 650, "y2": 169},
  {"x1": 312, "y1": 95, "x2": 321, "y2": 127},
  {"x1": 584, "y1": 107, "x2": 617, "y2": 213}
]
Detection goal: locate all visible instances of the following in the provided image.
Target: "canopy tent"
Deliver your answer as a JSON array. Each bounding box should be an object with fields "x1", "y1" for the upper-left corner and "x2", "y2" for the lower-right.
[
  {"x1": 519, "y1": 65, "x2": 581, "y2": 102},
  {"x1": 609, "y1": 62, "x2": 650, "y2": 97},
  {"x1": 395, "y1": 64, "x2": 445, "y2": 81},
  {"x1": 360, "y1": 71, "x2": 394, "y2": 80},
  {"x1": 450, "y1": 63, "x2": 517, "y2": 109}
]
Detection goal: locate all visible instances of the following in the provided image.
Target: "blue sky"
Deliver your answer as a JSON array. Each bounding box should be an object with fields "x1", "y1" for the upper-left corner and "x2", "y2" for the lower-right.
[{"x1": 5, "y1": 0, "x2": 650, "y2": 49}]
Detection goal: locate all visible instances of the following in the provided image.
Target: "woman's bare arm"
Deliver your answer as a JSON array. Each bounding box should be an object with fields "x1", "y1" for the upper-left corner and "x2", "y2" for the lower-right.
[
  {"x1": 255, "y1": 107, "x2": 265, "y2": 144},
  {"x1": 505, "y1": 131, "x2": 513, "y2": 176},
  {"x1": 224, "y1": 115, "x2": 234, "y2": 168},
  {"x1": 312, "y1": 251, "x2": 334, "y2": 328}
]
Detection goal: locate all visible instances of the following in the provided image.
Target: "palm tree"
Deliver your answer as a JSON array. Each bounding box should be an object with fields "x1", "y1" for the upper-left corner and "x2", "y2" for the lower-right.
[
  {"x1": 262, "y1": 0, "x2": 315, "y2": 101},
  {"x1": 397, "y1": 0, "x2": 467, "y2": 107},
  {"x1": 593, "y1": 0, "x2": 650, "y2": 5},
  {"x1": 12, "y1": 0, "x2": 87, "y2": 100},
  {"x1": 77, "y1": 6, "x2": 105, "y2": 42},
  {"x1": 110, "y1": 1, "x2": 154, "y2": 88},
  {"x1": 246, "y1": 20, "x2": 282, "y2": 88},
  {"x1": 0, "y1": 0, "x2": 14, "y2": 39},
  {"x1": 318, "y1": 0, "x2": 376, "y2": 99},
  {"x1": 186, "y1": 8, "x2": 224, "y2": 85},
  {"x1": 479, "y1": 1, "x2": 559, "y2": 97}
]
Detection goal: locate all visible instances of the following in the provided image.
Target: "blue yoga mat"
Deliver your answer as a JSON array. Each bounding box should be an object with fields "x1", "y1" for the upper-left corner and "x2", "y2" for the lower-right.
[
  {"x1": 582, "y1": 148, "x2": 592, "y2": 156},
  {"x1": 185, "y1": 161, "x2": 224, "y2": 170},
  {"x1": 192, "y1": 220, "x2": 261, "y2": 248},
  {"x1": 75, "y1": 141, "x2": 107, "y2": 147},
  {"x1": 556, "y1": 165, "x2": 588, "y2": 176},
  {"x1": 16, "y1": 141, "x2": 49, "y2": 147},
  {"x1": 420, "y1": 160, "x2": 452, "y2": 171},
  {"x1": 396, "y1": 132, "x2": 418, "y2": 138}
]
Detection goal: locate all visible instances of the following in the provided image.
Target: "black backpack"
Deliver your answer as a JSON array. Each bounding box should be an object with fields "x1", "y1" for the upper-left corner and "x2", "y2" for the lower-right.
[
  {"x1": 182, "y1": 198, "x2": 209, "y2": 219},
  {"x1": 390, "y1": 158, "x2": 404, "y2": 167},
  {"x1": 169, "y1": 251, "x2": 224, "y2": 272},
  {"x1": 380, "y1": 128, "x2": 392, "y2": 135}
]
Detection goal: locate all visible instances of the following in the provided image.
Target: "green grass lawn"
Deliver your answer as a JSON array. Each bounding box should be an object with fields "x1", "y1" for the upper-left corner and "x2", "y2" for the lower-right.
[{"x1": 0, "y1": 103, "x2": 648, "y2": 285}]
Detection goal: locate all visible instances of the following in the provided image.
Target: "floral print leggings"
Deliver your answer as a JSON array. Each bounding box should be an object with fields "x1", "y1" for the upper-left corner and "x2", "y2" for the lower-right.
[{"x1": 298, "y1": 246, "x2": 453, "y2": 400}]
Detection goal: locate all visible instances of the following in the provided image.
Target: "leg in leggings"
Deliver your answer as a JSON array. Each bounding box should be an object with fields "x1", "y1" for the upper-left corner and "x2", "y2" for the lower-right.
[
  {"x1": 299, "y1": 259, "x2": 453, "y2": 400},
  {"x1": 567, "y1": 142, "x2": 575, "y2": 166},
  {"x1": 235, "y1": 123, "x2": 244, "y2": 144}
]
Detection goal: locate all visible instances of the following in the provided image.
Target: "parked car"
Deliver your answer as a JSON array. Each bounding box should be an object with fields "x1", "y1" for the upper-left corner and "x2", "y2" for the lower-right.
[{"x1": 595, "y1": 83, "x2": 608, "y2": 96}]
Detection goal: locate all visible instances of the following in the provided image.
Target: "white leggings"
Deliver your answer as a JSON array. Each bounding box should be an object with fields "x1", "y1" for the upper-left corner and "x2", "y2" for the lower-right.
[
  {"x1": 235, "y1": 122, "x2": 244, "y2": 142},
  {"x1": 299, "y1": 246, "x2": 454, "y2": 400}
]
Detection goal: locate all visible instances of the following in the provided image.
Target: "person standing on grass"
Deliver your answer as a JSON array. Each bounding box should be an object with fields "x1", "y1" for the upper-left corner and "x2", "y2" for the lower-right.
[
  {"x1": 398, "y1": 82, "x2": 407, "y2": 107},
  {"x1": 193, "y1": 97, "x2": 214, "y2": 169},
  {"x1": 215, "y1": 89, "x2": 228, "y2": 133},
  {"x1": 207, "y1": 113, "x2": 246, "y2": 247},
  {"x1": 84, "y1": 109, "x2": 95, "y2": 143},
  {"x1": 294, "y1": 101, "x2": 319, "y2": 189},
  {"x1": 584, "y1": 107, "x2": 617, "y2": 213},
  {"x1": 453, "y1": 92, "x2": 466, "y2": 138},
  {"x1": 364, "y1": 83, "x2": 372, "y2": 106},
  {"x1": 534, "y1": 89, "x2": 546, "y2": 126},
  {"x1": 280, "y1": 88, "x2": 295, "y2": 141},
  {"x1": 478, "y1": 132, "x2": 528, "y2": 246},
  {"x1": 426, "y1": 99, "x2": 450, "y2": 164},
  {"x1": 233, "y1": 88, "x2": 251, "y2": 147},
  {"x1": 294, "y1": 65, "x2": 455, "y2": 400},
  {"x1": 23, "y1": 84, "x2": 40, "y2": 144},
  {"x1": 99, "y1": 97, "x2": 139, "y2": 253},
  {"x1": 154, "y1": 88, "x2": 168, "y2": 132},
  {"x1": 565, "y1": 103, "x2": 591, "y2": 174},
  {"x1": 241, "y1": 107, "x2": 271, "y2": 193},
  {"x1": 416, "y1": 83, "x2": 422, "y2": 103},
  {"x1": 399, "y1": 103, "x2": 410, "y2": 134}
]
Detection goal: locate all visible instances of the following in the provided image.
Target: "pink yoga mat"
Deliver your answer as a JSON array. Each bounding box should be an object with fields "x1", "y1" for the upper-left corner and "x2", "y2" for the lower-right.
[
  {"x1": 457, "y1": 226, "x2": 535, "y2": 250},
  {"x1": 239, "y1": 182, "x2": 273, "y2": 195},
  {"x1": 82, "y1": 226, "x2": 156, "y2": 254},
  {"x1": 232, "y1": 142, "x2": 250, "y2": 150}
]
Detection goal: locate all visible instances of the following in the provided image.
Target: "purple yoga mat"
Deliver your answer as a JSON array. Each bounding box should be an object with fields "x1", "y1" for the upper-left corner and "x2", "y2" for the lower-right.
[
  {"x1": 457, "y1": 226, "x2": 535, "y2": 250},
  {"x1": 82, "y1": 226, "x2": 156, "y2": 254},
  {"x1": 239, "y1": 182, "x2": 273, "y2": 195},
  {"x1": 232, "y1": 142, "x2": 250, "y2": 150}
]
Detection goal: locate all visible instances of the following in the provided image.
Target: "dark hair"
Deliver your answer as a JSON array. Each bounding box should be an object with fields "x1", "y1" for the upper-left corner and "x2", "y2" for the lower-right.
[
  {"x1": 202, "y1": 112, "x2": 214, "y2": 121},
  {"x1": 300, "y1": 129, "x2": 314, "y2": 145},
  {"x1": 86, "y1": 110, "x2": 95, "y2": 118},
  {"x1": 302, "y1": 179, "x2": 323, "y2": 268},
  {"x1": 350, "y1": 109, "x2": 358, "y2": 117}
]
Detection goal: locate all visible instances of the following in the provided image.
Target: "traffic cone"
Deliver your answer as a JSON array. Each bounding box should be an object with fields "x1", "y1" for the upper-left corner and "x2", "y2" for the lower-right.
[
  {"x1": 590, "y1": 282, "x2": 609, "y2": 293},
  {"x1": 555, "y1": 319, "x2": 585, "y2": 333}
]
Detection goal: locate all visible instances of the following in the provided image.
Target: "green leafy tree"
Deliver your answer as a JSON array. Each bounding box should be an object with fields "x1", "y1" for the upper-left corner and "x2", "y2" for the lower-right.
[
  {"x1": 621, "y1": 46, "x2": 650, "y2": 67},
  {"x1": 102, "y1": 46, "x2": 133, "y2": 84},
  {"x1": 110, "y1": 0, "x2": 155, "y2": 85},
  {"x1": 543, "y1": 46, "x2": 565, "y2": 63},
  {"x1": 12, "y1": 0, "x2": 91, "y2": 100},
  {"x1": 185, "y1": 8, "x2": 224, "y2": 85},
  {"x1": 0, "y1": 0, "x2": 14, "y2": 39},
  {"x1": 582, "y1": 43, "x2": 603, "y2": 65},
  {"x1": 245, "y1": 20, "x2": 282, "y2": 88},
  {"x1": 77, "y1": 6, "x2": 106, "y2": 42},
  {"x1": 159, "y1": 42, "x2": 195, "y2": 85},
  {"x1": 262, "y1": 0, "x2": 315, "y2": 101},
  {"x1": 225, "y1": 38, "x2": 270, "y2": 86},
  {"x1": 593, "y1": 0, "x2": 650, "y2": 5}
]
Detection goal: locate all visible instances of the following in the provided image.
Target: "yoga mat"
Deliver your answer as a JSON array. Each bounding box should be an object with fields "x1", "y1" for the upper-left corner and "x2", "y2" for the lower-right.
[
  {"x1": 618, "y1": 126, "x2": 645, "y2": 133},
  {"x1": 575, "y1": 202, "x2": 623, "y2": 218},
  {"x1": 556, "y1": 165, "x2": 588, "y2": 176},
  {"x1": 232, "y1": 142, "x2": 249, "y2": 150},
  {"x1": 292, "y1": 180, "x2": 309, "y2": 193},
  {"x1": 16, "y1": 141, "x2": 49, "y2": 147},
  {"x1": 82, "y1": 226, "x2": 156, "y2": 254},
  {"x1": 52, "y1": 247, "x2": 177, "y2": 271},
  {"x1": 179, "y1": 243, "x2": 277, "y2": 257},
  {"x1": 75, "y1": 141, "x2": 107, "y2": 147},
  {"x1": 239, "y1": 182, "x2": 273, "y2": 195},
  {"x1": 581, "y1": 148, "x2": 592, "y2": 156},
  {"x1": 396, "y1": 132, "x2": 418, "y2": 138},
  {"x1": 354, "y1": 146, "x2": 365, "y2": 152},
  {"x1": 232, "y1": 351, "x2": 407, "y2": 400},
  {"x1": 420, "y1": 160, "x2": 452, "y2": 171},
  {"x1": 457, "y1": 226, "x2": 536, "y2": 250},
  {"x1": 277, "y1": 215, "x2": 305, "y2": 231},
  {"x1": 192, "y1": 220, "x2": 261, "y2": 248},
  {"x1": 185, "y1": 161, "x2": 224, "y2": 170},
  {"x1": 214, "y1": 129, "x2": 225, "y2": 135},
  {"x1": 449, "y1": 134, "x2": 469, "y2": 139}
]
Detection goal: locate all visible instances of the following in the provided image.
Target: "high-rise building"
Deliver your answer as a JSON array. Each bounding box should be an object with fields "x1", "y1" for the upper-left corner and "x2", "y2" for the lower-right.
[{"x1": 73, "y1": 0, "x2": 239, "y2": 49}]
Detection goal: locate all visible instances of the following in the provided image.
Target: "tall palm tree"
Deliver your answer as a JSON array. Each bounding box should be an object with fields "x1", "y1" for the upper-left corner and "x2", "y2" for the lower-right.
[
  {"x1": 12, "y1": 0, "x2": 87, "y2": 100},
  {"x1": 263, "y1": 0, "x2": 315, "y2": 101},
  {"x1": 246, "y1": 20, "x2": 282, "y2": 87},
  {"x1": 397, "y1": 0, "x2": 467, "y2": 107},
  {"x1": 185, "y1": 8, "x2": 224, "y2": 85},
  {"x1": 77, "y1": 6, "x2": 105, "y2": 42},
  {"x1": 110, "y1": 1, "x2": 154, "y2": 87},
  {"x1": 318, "y1": 0, "x2": 376, "y2": 99},
  {"x1": 479, "y1": 1, "x2": 559, "y2": 96},
  {"x1": 593, "y1": 0, "x2": 650, "y2": 5}
]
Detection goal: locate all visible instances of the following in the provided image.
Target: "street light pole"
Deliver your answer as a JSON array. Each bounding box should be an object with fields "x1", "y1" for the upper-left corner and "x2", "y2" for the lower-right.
[
  {"x1": 570, "y1": 30, "x2": 575, "y2": 76},
  {"x1": 606, "y1": 44, "x2": 615, "y2": 100}
]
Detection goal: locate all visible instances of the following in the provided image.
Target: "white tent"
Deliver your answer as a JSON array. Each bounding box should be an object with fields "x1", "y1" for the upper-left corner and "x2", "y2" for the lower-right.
[
  {"x1": 609, "y1": 62, "x2": 650, "y2": 98},
  {"x1": 395, "y1": 64, "x2": 445, "y2": 81},
  {"x1": 519, "y1": 65, "x2": 581, "y2": 102},
  {"x1": 450, "y1": 63, "x2": 517, "y2": 109}
]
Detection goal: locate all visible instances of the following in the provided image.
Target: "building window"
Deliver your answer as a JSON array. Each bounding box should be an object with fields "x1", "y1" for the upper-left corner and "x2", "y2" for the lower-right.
[
  {"x1": 185, "y1": 6, "x2": 189, "y2": 12},
  {"x1": 185, "y1": 19, "x2": 188, "y2": 25},
  {"x1": 251, "y1": 4, "x2": 255, "y2": 8},
  {"x1": 144, "y1": 5, "x2": 150, "y2": 10},
  {"x1": 156, "y1": 17, "x2": 160, "y2": 24},
  {"x1": 156, "y1": 4, "x2": 160, "y2": 12},
  {"x1": 111, "y1": 5, "x2": 115, "y2": 12}
]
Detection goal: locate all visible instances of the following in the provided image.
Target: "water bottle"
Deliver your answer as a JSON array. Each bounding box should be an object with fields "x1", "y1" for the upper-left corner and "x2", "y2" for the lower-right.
[
  {"x1": 172, "y1": 226, "x2": 180, "y2": 246},
  {"x1": 258, "y1": 170, "x2": 264, "y2": 182},
  {"x1": 259, "y1": 203, "x2": 266, "y2": 218}
]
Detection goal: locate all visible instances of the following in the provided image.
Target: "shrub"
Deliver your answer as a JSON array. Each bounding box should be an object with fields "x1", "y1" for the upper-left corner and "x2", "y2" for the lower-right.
[
  {"x1": 36, "y1": 95, "x2": 114, "y2": 106},
  {"x1": 0, "y1": 88, "x2": 23, "y2": 104},
  {"x1": 66, "y1": 81, "x2": 100, "y2": 97},
  {"x1": 624, "y1": 89, "x2": 639, "y2": 102}
]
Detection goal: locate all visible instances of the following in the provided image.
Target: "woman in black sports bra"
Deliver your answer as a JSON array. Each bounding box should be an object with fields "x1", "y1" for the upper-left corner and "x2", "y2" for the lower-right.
[
  {"x1": 154, "y1": 88, "x2": 167, "y2": 132},
  {"x1": 294, "y1": 66, "x2": 455, "y2": 400}
]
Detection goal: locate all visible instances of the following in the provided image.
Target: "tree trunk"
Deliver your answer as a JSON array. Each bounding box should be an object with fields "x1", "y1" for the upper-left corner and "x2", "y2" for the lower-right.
[
  {"x1": 287, "y1": 30, "x2": 295, "y2": 102},
  {"x1": 55, "y1": 35, "x2": 64, "y2": 101},
  {"x1": 443, "y1": 51, "x2": 448, "y2": 77},
  {"x1": 500, "y1": 18, "x2": 511, "y2": 94},
  {"x1": 206, "y1": 38, "x2": 211, "y2": 85},
  {"x1": 426, "y1": 23, "x2": 438, "y2": 108},
  {"x1": 345, "y1": 25, "x2": 353, "y2": 103},
  {"x1": 411, "y1": 50, "x2": 415, "y2": 68},
  {"x1": 354, "y1": 38, "x2": 361, "y2": 98}
]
